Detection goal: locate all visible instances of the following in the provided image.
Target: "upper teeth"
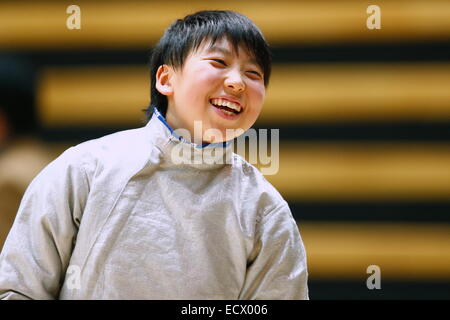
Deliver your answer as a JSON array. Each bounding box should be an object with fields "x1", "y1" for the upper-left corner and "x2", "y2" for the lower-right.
[{"x1": 211, "y1": 98, "x2": 242, "y2": 113}]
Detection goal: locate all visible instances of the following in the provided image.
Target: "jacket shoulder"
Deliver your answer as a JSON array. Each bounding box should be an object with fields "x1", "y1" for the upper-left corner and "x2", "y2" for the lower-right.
[
  {"x1": 41, "y1": 126, "x2": 149, "y2": 183},
  {"x1": 232, "y1": 153, "x2": 287, "y2": 215},
  {"x1": 75, "y1": 126, "x2": 148, "y2": 158}
]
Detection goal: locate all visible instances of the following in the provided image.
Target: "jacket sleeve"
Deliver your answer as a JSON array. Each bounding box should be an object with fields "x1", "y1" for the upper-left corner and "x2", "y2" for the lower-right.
[
  {"x1": 239, "y1": 201, "x2": 309, "y2": 300},
  {"x1": 0, "y1": 147, "x2": 89, "y2": 299}
]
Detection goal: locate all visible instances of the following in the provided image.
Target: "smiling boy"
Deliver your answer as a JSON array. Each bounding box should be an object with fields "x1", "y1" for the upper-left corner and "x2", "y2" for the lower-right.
[
  {"x1": 0, "y1": 10, "x2": 308, "y2": 299},
  {"x1": 157, "y1": 36, "x2": 265, "y2": 144}
]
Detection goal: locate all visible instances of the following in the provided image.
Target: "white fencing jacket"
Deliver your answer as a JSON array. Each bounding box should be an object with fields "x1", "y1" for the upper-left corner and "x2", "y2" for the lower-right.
[{"x1": 0, "y1": 108, "x2": 308, "y2": 300}]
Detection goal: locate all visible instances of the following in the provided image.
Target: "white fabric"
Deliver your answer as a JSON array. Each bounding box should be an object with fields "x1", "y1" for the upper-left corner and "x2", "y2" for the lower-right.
[{"x1": 0, "y1": 112, "x2": 308, "y2": 300}]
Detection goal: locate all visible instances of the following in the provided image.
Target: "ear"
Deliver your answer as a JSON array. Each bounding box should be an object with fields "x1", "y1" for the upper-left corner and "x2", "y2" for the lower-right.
[{"x1": 155, "y1": 64, "x2": 174, "y2": 96}]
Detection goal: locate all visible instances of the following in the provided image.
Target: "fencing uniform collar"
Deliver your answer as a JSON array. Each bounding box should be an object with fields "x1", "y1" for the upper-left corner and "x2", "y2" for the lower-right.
[{"x1": 145, "y1": 107, "x2": 234, "y2": 169}]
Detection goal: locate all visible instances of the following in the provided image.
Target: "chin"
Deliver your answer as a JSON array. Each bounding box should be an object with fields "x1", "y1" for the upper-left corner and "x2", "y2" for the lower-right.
[{"x1": 201, "y1": 127, "x2": 234, "y2": 143}]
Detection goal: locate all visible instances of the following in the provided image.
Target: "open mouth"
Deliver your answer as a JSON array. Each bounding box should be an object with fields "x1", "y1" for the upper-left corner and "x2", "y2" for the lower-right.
[{"x1": 209, "y1": 99, "x2": 242, "y2": 116}]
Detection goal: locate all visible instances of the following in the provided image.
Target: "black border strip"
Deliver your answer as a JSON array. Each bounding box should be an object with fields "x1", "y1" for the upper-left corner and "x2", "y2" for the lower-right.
[
  {"x1": 290, "y1": 202, "x2": 450, "y2": 222},
  {"x1": 3, "y1": 41, "x2": 450, "y2": 66},
  {"x1": 308, "y1": 280, "x2": 450, "y2": 300}
]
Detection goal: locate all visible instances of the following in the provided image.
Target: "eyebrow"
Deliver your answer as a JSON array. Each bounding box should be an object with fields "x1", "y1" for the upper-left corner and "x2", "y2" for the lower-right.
[{"x1": 205, "y1": 45, "x2": 260, "y2": 67}]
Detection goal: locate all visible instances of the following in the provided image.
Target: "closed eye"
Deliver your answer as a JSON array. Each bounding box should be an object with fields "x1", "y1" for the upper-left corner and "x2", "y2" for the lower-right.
[
  {"x1": 211, "y1": 59, "x2": 227, "y2": 66},
  {"x1": 247, "y1": 70, "x2": 262, "y2": 79},
  {"x1": 209, "y1": 59, "x2": 262, "y2": 79}
]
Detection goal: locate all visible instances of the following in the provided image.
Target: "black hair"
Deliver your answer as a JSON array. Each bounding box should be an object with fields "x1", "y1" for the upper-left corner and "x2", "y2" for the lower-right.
[{"x1": 143, "y1": 10, "x2": 272, "y2": 121}]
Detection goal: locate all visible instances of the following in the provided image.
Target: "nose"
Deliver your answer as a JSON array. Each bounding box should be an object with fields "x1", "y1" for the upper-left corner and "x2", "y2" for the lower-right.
[{"x1": 224, "y1": 70, "x2": 245, "y2": 93}]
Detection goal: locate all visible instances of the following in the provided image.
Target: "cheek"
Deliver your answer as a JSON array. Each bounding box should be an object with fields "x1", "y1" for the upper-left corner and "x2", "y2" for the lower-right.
[
  {"x1": 249, "y1": 83, "x2": 265, "y2": 111},
  {"x1": 185, "y1": 67, "x2": 222, "y2": 101},
  {"x1": 193, "y1": 65, "x2": 221, "y2": 85}
]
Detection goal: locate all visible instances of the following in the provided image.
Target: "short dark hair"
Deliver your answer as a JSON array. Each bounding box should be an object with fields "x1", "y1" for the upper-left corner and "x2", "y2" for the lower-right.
[{"x1": 143, "y1": 10, "x2": 272, "y2": 121}]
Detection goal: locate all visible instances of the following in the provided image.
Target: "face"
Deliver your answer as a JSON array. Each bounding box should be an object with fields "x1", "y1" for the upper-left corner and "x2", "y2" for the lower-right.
[{"x1": 156, "y1": 37, "x2": 266, "y2": 143}]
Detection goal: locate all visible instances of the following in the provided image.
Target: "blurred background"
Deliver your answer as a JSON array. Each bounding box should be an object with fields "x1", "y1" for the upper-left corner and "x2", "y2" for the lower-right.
[{"x1": 1, "y1": 0, "x2": 450, "y2": 299}]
